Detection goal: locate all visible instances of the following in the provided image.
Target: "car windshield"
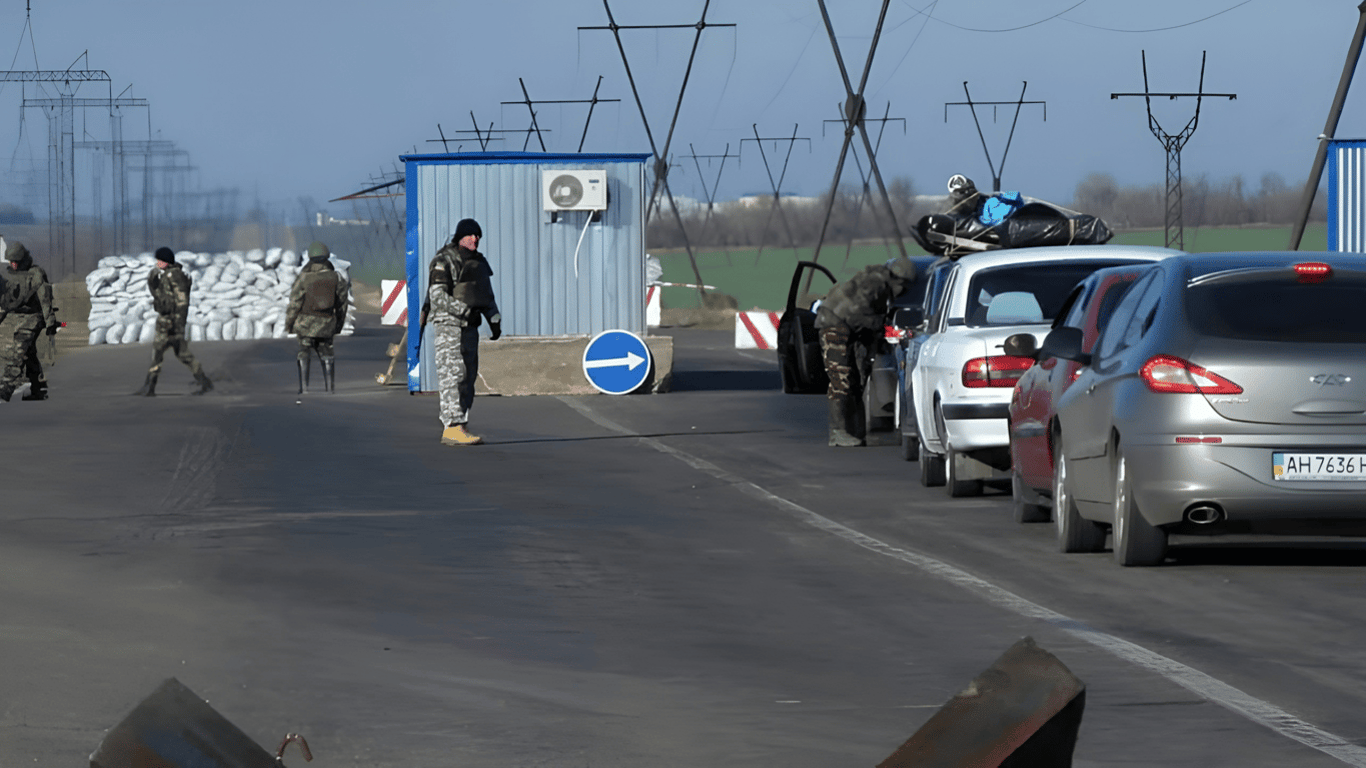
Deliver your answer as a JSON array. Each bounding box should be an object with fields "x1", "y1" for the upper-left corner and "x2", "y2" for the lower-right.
[
  {"x1": 1186, "y1": 274, "x2": 1366, "y2": 343},
  {"x1": 964, "y1": 260, "x2": 1144, "y2": 328}
]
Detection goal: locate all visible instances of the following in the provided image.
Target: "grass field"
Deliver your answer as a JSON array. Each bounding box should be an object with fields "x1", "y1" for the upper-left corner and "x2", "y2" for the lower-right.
[{"x1": 655, "y1": 223, "x2": 1329, "y2": 311}]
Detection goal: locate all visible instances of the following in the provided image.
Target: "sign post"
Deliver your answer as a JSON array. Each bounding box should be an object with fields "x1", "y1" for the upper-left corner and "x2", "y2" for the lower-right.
[{"x1": 582, "y1": 330, "x2": 652, "y2": 395}]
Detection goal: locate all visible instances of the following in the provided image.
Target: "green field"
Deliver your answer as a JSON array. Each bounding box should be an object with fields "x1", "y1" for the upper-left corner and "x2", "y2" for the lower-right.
[{"x1": 656, "y1": 223, "x2": 1329, "y2": 311}]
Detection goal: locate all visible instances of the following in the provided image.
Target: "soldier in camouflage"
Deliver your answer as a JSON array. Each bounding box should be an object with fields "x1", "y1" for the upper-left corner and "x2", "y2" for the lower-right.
[
  {"x1": 134, "y1": 247, "x2": 214, "y2": 396},
  {"x1": 814, "y1": 257, "x2": 917, "y2": 447},
  {"x1": 0, "y1": 240, "x2": 58, "y2": 402},
  {"x1": 427, "y1": 218, "x2": 501, "y2": 446},
  {"x1": 285, "y1": 241, "x2": 349, "y2": 394}
]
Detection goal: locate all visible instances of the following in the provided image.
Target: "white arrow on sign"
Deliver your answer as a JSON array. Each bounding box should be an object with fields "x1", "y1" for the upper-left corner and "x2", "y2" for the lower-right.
[{"x1": 584, "y1": 351, "x2": 646, "y2": 371}]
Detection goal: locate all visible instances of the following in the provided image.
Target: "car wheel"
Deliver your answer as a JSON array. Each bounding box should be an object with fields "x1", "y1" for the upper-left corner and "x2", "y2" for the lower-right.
[
  {"x1": 1012, "y1": 470, "x2": 1050, "y2": 523},
  {"x1": 1112, "y1": 448, "x2": 1167, "y2": 567},
  {"x1": 918, "y1": 438, "x2": 945, "y2": 487},
  {"x1": 945, "y1": 449, "x2": 983, "y2": 497},
  {"x1": 1054, "y1": 449, "x2": 1105, "y2": 553}
]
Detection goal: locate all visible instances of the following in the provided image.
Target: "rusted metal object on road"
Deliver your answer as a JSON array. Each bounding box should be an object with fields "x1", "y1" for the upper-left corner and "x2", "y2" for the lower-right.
[
  {"x1": 877, "y1": 636, "x2": 1086, "y2": 768},
  {"x1": 89, "y1": 677, "x2": 276, "y2": 768}
]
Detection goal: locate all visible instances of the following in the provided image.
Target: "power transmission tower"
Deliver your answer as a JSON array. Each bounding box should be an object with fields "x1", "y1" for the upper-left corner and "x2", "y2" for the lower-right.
[
  {"x1": 500, "y1": 76, "x2": 621, "y2": 152},
  {"x1": 580, "y1": 0, "x2": 736, "y2": 300},
  {"x1": 681, "y1": 142, "x2": 740, "y2": 262},
  {"x1": 2, "y1": 58, "x2": 114, "y2": 274},
  {"x1": 809, "y1": 0, "x2": 910, "y2": 291},
  {"x1": 944, "y1": 81, "x2": 1045, "y2": 192},
  {"x1": 823, "y1": 102, "x2": 905, "y2": 265},
  {"x1": 740, "y1": 124, "x2": 811, "y2": 263},
  {"x1": 1111, "y1": 51, "x2": 1235, "y2": 250}
]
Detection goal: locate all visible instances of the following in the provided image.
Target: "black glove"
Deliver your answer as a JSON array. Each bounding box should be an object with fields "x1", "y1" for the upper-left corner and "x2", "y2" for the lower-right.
[
  {"x1": 45, "y1": 324, "x2": 58, "y2": 336},
  {"x1": 488, "y1": 321, "x2": 502, "y2": 341}
]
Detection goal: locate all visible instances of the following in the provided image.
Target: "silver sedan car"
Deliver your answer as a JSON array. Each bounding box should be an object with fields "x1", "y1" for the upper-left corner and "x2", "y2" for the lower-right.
[{"x1": 1047, "y1": 252, "x2": 1366, "y2": 566}]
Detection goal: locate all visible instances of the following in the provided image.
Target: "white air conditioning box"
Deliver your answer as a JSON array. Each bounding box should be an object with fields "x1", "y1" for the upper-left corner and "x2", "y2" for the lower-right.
[{"x1": 543, "y1": 170, "x2": 608, "y2": 211}]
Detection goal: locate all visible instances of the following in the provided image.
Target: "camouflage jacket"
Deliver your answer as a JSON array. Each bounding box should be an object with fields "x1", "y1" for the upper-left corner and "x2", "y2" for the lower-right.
[
  {"x1": 814, "y1": 263, "x2": 905, "y2": 333},
  {"x1": 148, "y1": 263, "x2": 192, "y2": 333},
  {"x1": 286, "y1": 258, "x2": 349, "y2": 338},
  {"x1": 427, "y1": 243, "x2": 501, "y2": 329},
  {"x1": 0, "y1": 254, "x2": 56, "y2": 328}
]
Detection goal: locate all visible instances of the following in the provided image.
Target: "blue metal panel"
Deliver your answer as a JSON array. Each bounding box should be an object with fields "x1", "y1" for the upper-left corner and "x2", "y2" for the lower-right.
[
  {"x1": 1328, "y1": 140, "x2": 1366, "y2": 252},
  {"x1": 403, "y1": 152, "x2": 648, "y2": 392}
]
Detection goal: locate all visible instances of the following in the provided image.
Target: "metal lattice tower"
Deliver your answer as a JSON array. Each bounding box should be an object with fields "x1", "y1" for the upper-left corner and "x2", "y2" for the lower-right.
[
  {"x1": 500, "y1": 76, "x2": 620, "y2": 152},
  {"x1": 740, "y1": 124, "x2": 811, "y2": 262},
  {"x1": 1111, "y1": 51, "x2": 1235, "y2": 250},
  {"x1": 944, "y1": 81, "x2": 1045, "y2": 192}
]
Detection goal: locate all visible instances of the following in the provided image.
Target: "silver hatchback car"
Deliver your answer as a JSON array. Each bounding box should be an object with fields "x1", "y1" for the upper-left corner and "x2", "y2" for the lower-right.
[{"x1": 1047, "y1": 252, "x2": 1366, "y2": 566}]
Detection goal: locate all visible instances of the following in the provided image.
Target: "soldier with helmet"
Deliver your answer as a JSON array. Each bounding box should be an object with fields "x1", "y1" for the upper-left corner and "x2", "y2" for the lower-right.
[
  {"x1": 814, "y1": 256, "x2": 918, "y2": 447},
  {"x1": 285, "y1": 241, "x2": 350, "y2": 394},
  {"x1": 0, "y1": 240, "x2": 58, "y2": 402},
  {"x1": 135, "y1": 247, "x2": 214, "y2": 396}
]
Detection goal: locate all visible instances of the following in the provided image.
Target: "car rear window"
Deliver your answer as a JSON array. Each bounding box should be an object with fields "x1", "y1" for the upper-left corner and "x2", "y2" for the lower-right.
[
  {"x1": 1186, "y1": 275, "x2": 1366, "y2": 343},
  {"x1": 964, "y1": 261, "x2": 1144, "y2": 327}
]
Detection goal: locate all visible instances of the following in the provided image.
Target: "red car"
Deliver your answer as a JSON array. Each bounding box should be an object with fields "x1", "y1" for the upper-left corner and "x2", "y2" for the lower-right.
[{"x1": 1004, "y1": 265, "x2": 1155, "y2": 523}]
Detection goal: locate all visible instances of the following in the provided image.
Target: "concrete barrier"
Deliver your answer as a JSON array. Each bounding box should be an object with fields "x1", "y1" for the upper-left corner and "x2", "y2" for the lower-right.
[{"x1": 470, "y1": 335, "x2": 674, "y2": 396}]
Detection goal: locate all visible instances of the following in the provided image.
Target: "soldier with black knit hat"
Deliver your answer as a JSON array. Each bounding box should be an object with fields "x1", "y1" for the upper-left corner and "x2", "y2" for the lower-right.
[
  {"x1": 134, "y1": 247, "x2": 213, "y2": 396},
  {"x1": 427, "y1": 217, "x2": 501, "y2": 446},
  {"x1": 285, "y1": 240, "x2": 349, "y2": 394},
  {"x1": 0, "y1": 240, "x2": 57, "y2": 402}
]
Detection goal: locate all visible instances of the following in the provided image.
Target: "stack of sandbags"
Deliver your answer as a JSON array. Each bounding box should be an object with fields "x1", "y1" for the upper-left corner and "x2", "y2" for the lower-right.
[{"x1": 85, "y1": 248, "x2": 356, "y2": 345}]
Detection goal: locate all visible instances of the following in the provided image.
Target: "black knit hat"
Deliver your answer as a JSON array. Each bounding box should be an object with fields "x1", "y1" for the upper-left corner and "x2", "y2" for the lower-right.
[
  {"x1": 453, "y1": 218, "x2": 482, "y2": 241},
  {"x1": 155, "y1": 246, "x2": 176, "y2": 265}
]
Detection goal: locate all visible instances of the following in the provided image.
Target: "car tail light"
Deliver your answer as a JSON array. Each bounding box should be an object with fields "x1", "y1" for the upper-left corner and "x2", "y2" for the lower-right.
[
  {"x1": 1294, "y1": 262, "x2": 1333, "y2": 283},
  {"x1": 884, "y1": 324, "x2": 903, "y2": 342},
  {"x1": 963, "y1": 356, "x2": 1035, "y2": 388},
  {"x1": 1141, "y1": 354, "x2": 1243, "y2": 394}
]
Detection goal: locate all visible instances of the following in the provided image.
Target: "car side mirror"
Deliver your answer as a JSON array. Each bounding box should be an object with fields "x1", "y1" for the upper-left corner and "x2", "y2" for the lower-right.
[
  {"x1": 1002, "y1": 333, "x2": 1038, "y2": 359},
  {"x1": 1039, "y1": 326, "x2": 1090, "y2": 366},
  {"x1": 892, "y1": 306, "x2": 924, "y2": 330}
]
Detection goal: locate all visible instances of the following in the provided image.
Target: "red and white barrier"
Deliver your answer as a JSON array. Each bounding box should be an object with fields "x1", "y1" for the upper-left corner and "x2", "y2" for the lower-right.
[
  {"x1": 381, "y1": 280, "x2": 408, "y2": 326},
  {"x1": 646, "y1": 284, "x2": 661, "y2": 327},
  {"x1": 735, "y1": 310, "x2": 781, "y2": 349}
]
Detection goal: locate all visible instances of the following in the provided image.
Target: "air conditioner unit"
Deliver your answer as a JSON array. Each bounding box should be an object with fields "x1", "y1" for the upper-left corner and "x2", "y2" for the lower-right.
[{"x1": 543, "y1": 170, "x2": 608, "y2": 211}]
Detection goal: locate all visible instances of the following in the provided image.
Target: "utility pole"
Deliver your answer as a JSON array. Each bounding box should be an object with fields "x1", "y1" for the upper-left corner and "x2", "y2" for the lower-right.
[
  {"x1": 1111, "y1": 51, "x2": 1235, "y2": 251},
  {"x1": 580, "y1": 0, "x2": 736, "y2": 300},
  {"x1": 500, "y1": 76, "x2": 621, "y2": 153},
  {"x1": 740, "y1": 124, "x2": 811, "y2": 262},
  {"x1": 681, "y1": 142, "x2": 740, "y2": 262},
  {"x1": 944, "y1": 81, "x2": 1045, "y2": 192},
  {"x1": 1290, "y1": 1, "x2": 1366, "y2": 250}
]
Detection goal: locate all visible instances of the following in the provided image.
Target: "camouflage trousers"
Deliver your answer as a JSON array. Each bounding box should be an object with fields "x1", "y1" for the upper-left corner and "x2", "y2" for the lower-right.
[
  {"x1": 296, "y1": 335, "x2": 335, "y2": 361},
  {"x1": 0, "y1": 314, "x2": 41, "y2": 398},
  {"x1": 819, "y1": 325, "x2": 870, "y2": 437},
  {"x1": 149, "y1": 329, "x2": 203, "y2": 376},
  {"x1": 434, "y1": 322, "x2": 480, "y2": 427}
]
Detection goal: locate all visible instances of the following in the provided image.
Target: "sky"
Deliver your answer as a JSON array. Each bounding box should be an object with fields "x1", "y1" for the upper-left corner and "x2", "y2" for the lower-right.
[{"x1": 1, "y1": 0, "x2": 1363, "y2": 219}]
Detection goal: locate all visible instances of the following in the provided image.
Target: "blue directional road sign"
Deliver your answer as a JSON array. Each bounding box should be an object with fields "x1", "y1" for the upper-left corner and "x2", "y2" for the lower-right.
[{"x1": 582, "y1": 330, "x2": 652, "y2": 395}]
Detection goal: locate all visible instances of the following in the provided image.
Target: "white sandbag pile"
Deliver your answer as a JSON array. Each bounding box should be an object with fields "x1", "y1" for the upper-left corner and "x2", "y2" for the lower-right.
[{"x1": 84, "y1": 248, "x2": 357, "y2": 346}]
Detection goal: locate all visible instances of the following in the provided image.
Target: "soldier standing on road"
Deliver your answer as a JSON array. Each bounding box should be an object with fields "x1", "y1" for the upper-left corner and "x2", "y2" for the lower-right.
[
  {"x1": 0, "y1": 240, "x2": 58, "y2": 402},
  {"x1": 427, "y1": 218, "x2": 501, "y2": 446},
  {"x1": 134, "y1": 247, "x2": 213, "y2": 397},
  {"x1": 285, "y1": 241, "x2": 350, "y2": 394},
  {"x1": 814, "y1": 257, "x2": 917, "y2": 447}
]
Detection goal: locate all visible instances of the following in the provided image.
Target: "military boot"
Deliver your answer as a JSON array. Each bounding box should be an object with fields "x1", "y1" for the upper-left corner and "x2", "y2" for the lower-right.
[
  {"x1": 827, "y1": 400, "x2": 864, "y2": 447},
  {"x1": 133, "y1": 371, "x2": 158, "y2": 397},
  {"x1": 22, "y1": 381, "x2": 48, "y2": 401},
  {"x1": 440, "y1": 425, "x2": 484, "y2": 446},
  {"x1": 297, "y1": 356, "x2": 310, "y2": 394},
  {"x1": 321, "y1": 356, "x2": 335, "y2": 393},
  {"x1": 191, "y1": 370, "x2": 214, "y2": 396}
]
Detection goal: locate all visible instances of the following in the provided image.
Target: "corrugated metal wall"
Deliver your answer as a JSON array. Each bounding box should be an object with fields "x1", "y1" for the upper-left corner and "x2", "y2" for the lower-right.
[
  {"x1": 1328, "y1": 140, "x2": 1366, "y2": 252},
  {"x1": 402, "y1": 152, "x2": 649, "y2": 391}
]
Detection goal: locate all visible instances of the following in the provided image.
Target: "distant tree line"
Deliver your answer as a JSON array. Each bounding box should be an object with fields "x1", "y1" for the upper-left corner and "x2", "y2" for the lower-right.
[
  {"x1": 1070, "y1": 172, "x2": 1326, "y2": 231},
  {"x1": 646, "y1": 172, "x2": 1328, "y2": 249}
]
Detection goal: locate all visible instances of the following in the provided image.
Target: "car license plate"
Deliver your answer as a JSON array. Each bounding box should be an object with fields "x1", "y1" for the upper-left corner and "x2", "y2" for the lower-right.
[{"x1": 1273, "y1": 452, "x2": 1366, "y2": 481}]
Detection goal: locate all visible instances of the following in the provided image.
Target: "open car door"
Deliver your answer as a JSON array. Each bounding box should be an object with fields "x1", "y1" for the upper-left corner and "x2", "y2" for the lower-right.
[{"x1": 777, "y1": 261, "x2": 836, "y2": 394}]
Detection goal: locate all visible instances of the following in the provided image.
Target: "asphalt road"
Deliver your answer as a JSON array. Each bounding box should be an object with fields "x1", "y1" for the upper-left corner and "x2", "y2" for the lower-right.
[{"x1": 3, "y1": 317, "x2": 1365, "y2": 767}]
